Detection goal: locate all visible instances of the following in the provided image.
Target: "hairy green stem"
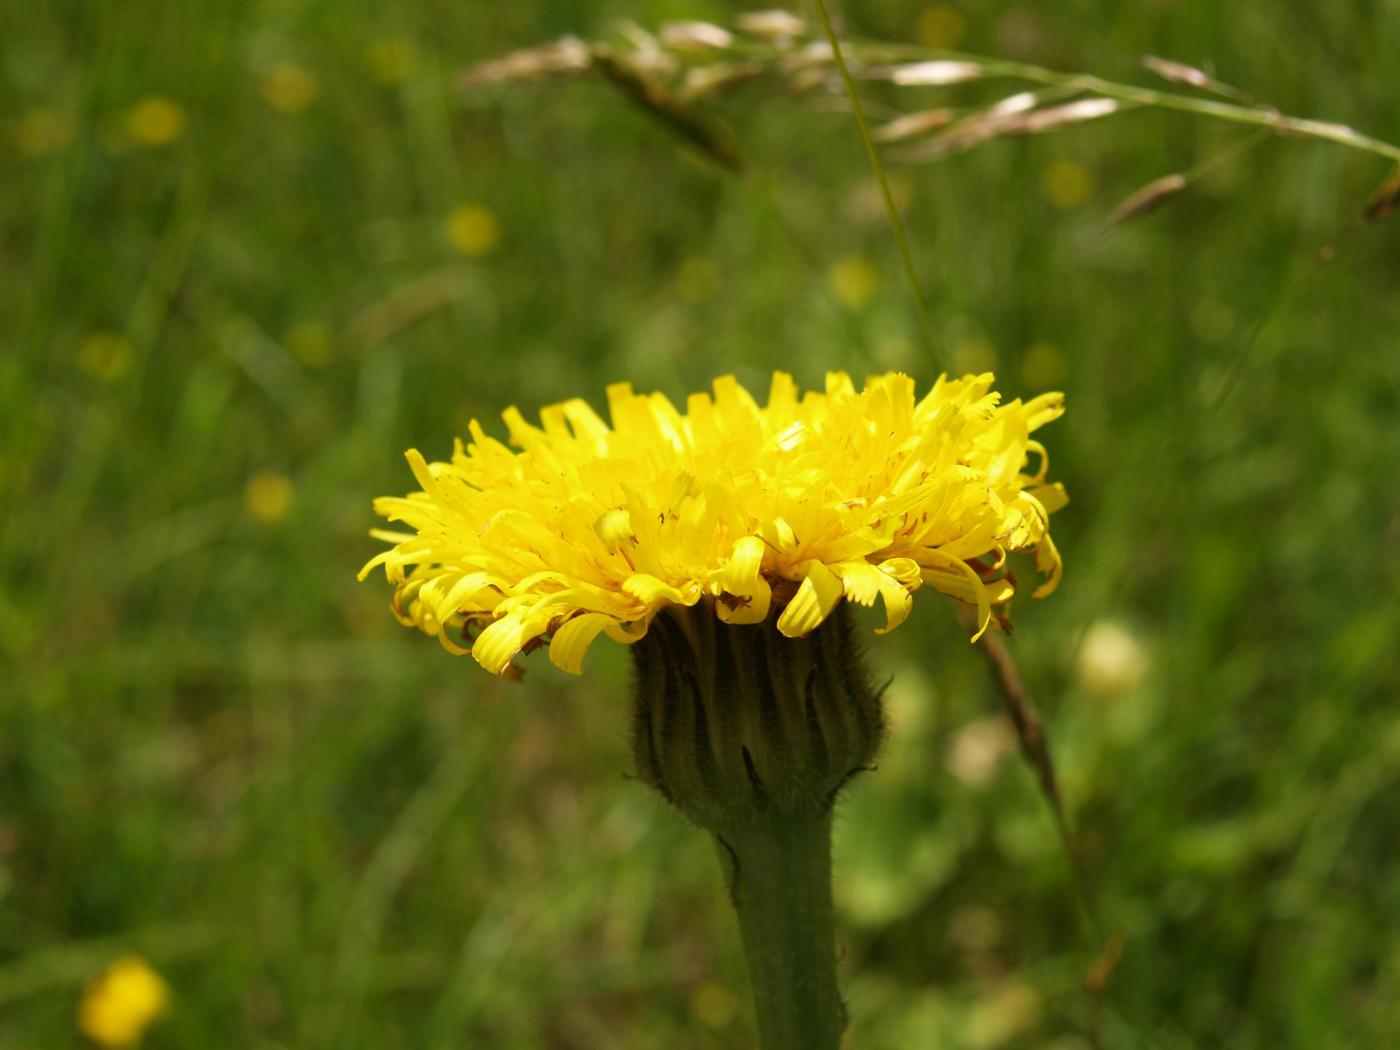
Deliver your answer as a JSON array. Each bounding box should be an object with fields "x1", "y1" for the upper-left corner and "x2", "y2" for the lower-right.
[{"x1": 716, "y1": 813, "x2": 844, "y2": 1050}]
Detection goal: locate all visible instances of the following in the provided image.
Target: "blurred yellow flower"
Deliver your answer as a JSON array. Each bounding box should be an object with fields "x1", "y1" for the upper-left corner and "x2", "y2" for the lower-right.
[
  {"x1": 445, "y1": 204, "x2": 501, "y2": 257},
  {"x1": 689, "y1": 979, "x2": 738, "y2": 1027},
  {"x1": 124, "y1": 95, "x2": 185, "y2": 147},
  {"x1": 1076, "y1": 619, "x2": 1150, "y2": 699},
  {"x1": 362, "y1": 371, "x2": 1067, "y2": 676},
  {"x1": 15, "y1": 107, "x2": 76, "y2": 157},
  {"x1": 77, "y1": 333, "x2": 134, "y2": 381},
  {"x1": 245, "y1": 471, "x2": 294, "y2": 523},
  {"x1": 1020, "y1": 340, "x2": 1066, "y2": 388},
  {"x1": 77, "y1": 955, "x2": 170, "y2": 1048},
  {"x1": 367, "y1": 37, "x2": 418, "y2": 84},
  {"x1": 285, "y1": 321, "x2": 334, "y2": 368},
  {"x1": 675, "y1": 255, "x2": 720, "y2": 302},
  {"x1": 1041, "y1": 159, "x2": 1096, "y2": 210},
  {"x1": 827, "y1": 254, "x2": 877, "y2": 309},
  {"x1": 915, "y1": 3, "x2": 968, "y2": 49},
  {"x1": 261, "y1": 63, "x2": 319, "y2": 114}
]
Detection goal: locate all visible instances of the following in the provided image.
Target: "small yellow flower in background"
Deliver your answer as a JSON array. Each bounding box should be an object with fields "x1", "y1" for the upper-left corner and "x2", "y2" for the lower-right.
[
  {"x1": 361, "y1": 371, "x2": 1067, "y2": 676},
  {"x1": 367, "y1": 36, "x2": 418, "y2": 84},
  {"x1": 15, "y1": 107, "x2": 76, "y2": 157},
  {"x1": 915, "y1": 3, "x2": 968, "y2": 49},
  {"x1": 445, "y1": 204, "x2": 501, "y2": 257},
  {"x1": 1076, "y1": 619, "x2": 1150, "y2": 699},
  {"x1": 285, "y1": 321, "x2": 334, "y2": 368},
  {"x1": 261, "y1": 63, "x2": 319, "y2": 114},
  {"x1": 675, "y1": 255, "x2": 720, "y2": 302},
  {"x1": 77, "y1": 333, "x2": 135, "y2": 381},
  {"x1": 1041, "y1": 159, "x2": 1096, "y2": 210},
  {"x1": 827, "y1": 254, "x2": 878, "y2": 309},
  {"x1": 689, "y1": 979, "x2": 738, "y2": 1027},
  {"x1": 245, "y1": 471, "x2": 294, "y2": 524},
  {"x1": 124, "y1": 95, "x2": 185, "y2": 148},
  {"x1": 78, "y1": 955, "x2": 170, "y2": 1048},
  {"x1": 1020, "y1": 340, "x2": 1067, "y2": 388}
]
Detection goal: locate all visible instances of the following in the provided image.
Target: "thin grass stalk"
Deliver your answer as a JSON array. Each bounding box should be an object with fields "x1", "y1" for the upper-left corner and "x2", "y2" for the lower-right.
[{"x1": 809, "y1": 0, "x2": 944, "y2": 368}]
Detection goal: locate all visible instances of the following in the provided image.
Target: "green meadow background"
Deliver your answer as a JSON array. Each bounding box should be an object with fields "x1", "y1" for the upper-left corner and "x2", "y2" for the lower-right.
[{"x1": 4, "y1": 1, "x2": 1400, "y2": 1046}]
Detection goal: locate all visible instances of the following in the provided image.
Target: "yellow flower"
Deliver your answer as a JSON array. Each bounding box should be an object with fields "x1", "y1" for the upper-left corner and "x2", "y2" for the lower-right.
[
  {"x1": 362, "y1": 371, "x2": 1066, "y2": 676},
  {"x1": 245, "y1": 471, "x2": 294, "y2": 523},
  {"x1": 77, "y1": 332, "x2": 134, "y2": 381},
  {"x1": 915, "y1": 4, "x2": 968, "y2": 49},
  {"x1": 261, "y1": 63, "x2": 319, "y2": 114},
  {"x1": 827, "y1": 254, "x2": 878, "y2": 309},
  {"x1": 445, "y1": 204, "x2": 501, "y2": 257},
  {"x1": 1041, "y1": 159, "x2": 1095, "y2": 210},
  {"x1": 77, "y1": 955, "x2": 170, "y2": 1048},
  {"x1": 367, "y1": 37, "x2": 418, "y2": 84},
  {"x1": 690, "y1": 979, "x2": 738, "y2": 1027},
  {"x1": 124, "y1": 95, "x2": 185, "y2": 147},
  {"x1": 285, "y1": 321, "x2": 334, "y2": 367}
]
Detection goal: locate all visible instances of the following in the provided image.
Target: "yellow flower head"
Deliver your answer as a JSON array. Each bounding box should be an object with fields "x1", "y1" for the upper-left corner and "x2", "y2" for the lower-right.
[
  {"x1": 123, "y1": 95, "x2": 185, "y2": 148},
  {"x1": 260, "y1": 63, "x2": 319, "y2": 114},
  {"x1": 78, "y1": 955, "x2": 170, "y2": 1048},
  {"x1": 446, "y1": 204, "x2": 501, "y2": 257},
  {"x1": 361, "y1": 371, "x2": 1066, "y2": 676},
  {"x1": 245, "y1": 470, "x2": 295, "y2": 523}
]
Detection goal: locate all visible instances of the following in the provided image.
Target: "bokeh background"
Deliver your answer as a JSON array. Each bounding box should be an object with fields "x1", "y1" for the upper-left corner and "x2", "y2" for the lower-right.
[{"x1": 4, "y1": 1, "x2": 1400, "y2": 1047}]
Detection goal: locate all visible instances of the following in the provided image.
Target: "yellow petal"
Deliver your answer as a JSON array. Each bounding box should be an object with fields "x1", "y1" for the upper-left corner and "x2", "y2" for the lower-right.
[
  {"x1": 603, "y1": 618, "x2": 650, "y2": 645},
  {"x1": 548, "y1": 612, "x2": 615, "y2": 674},
  {"x1": 1033, "y1": 532, "x2": 1063, "y2": 598},
  {"x1": 404, "y1": 448, "x2": 439, "y2": 498},
  {"x1": 623, "y1": 574, "x2": 690, "y2": 606},
  {"x1": 873, "y1": 563, "x2": 915, "y2": 634},
  {"x1": 835, "y1": 560, "x2": 883, "y2": 607},
  {"x1": 427, "y1": 571, "x2": 500, "y2": 624},
  {"x1": 776, "y1": 561, "x2": 843, "y2": 637},
  {"x1": 434, "y1": 623, "x2": 472, "y2": 655},
  {"x1": 1025, "y1": 391, "x2": 1065, "y2": 430},
  {"x1": 836, "y1": 560, "x2": 914, "y2": 634},
  {"x1": 717, "y1": 580, "x2": 771, "y2": 625},
  {"x1": 761, "y1": 517, "x2": 799, "y2": 553},
  {"x1": 472, "y1": 613, "x2": 547, "y2": 676},
  {"x1": 1028, "y1": 482, "x2": 1069, "y2": 515},
  {"x1": 593, "y1": 508, "x2": 635, "y2": 552},
  {"x1": 716, "y1": 535, "x2": 772, "y2": 625},
  {"x1": 920, "y1": 549, "x2": 992, "y2": 641}
]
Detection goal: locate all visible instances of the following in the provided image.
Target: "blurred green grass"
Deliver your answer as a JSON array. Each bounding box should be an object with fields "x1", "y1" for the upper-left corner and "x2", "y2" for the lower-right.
[{"x1": 4, "y1": 1, "x2": 1400, "y2": 1047}]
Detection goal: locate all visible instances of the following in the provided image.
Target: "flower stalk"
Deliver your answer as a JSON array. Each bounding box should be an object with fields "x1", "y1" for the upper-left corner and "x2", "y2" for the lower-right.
[
  {"x1": 717, "y1": 812, "x2": 843, "y2": 1050},
  {"x1": 631, "y1": 605, "x2": 882, "y2": 1049}
]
